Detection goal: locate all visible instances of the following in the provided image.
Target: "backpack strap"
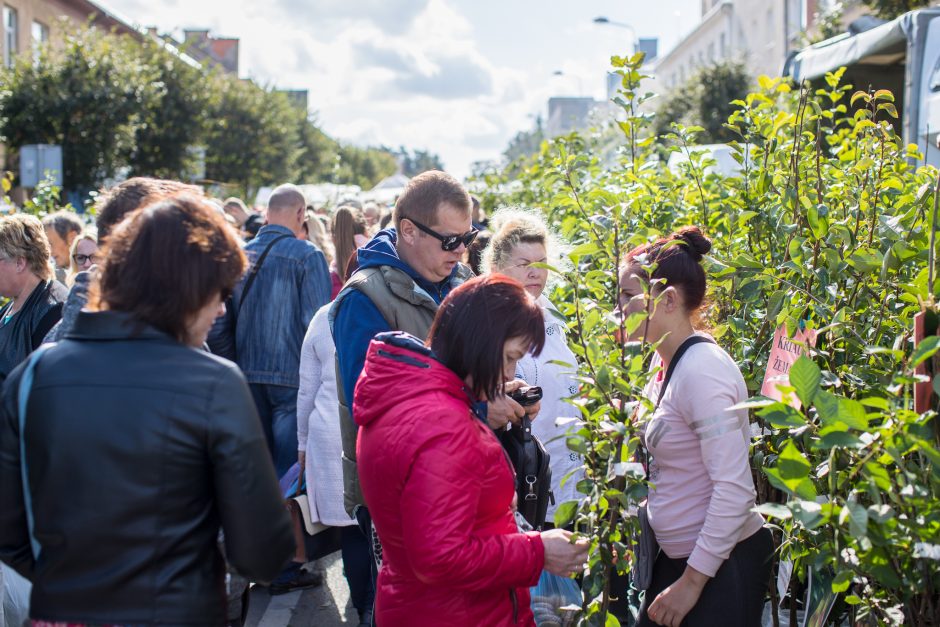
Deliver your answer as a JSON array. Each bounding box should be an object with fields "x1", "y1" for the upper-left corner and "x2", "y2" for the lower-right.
[{"x1": 18, "y1": 344, "x2": 54, "y2": 561}]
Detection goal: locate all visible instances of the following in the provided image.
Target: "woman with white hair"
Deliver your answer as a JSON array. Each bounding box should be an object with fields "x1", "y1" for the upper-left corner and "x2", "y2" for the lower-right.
[{"x1": 484, "y1": 209, "x2": 582, "y2": 526}]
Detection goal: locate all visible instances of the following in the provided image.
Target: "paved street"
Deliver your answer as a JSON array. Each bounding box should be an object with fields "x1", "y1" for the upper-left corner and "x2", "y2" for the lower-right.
[{"x1": 246, "y1": 554, "x2": 358, "y2": 627}]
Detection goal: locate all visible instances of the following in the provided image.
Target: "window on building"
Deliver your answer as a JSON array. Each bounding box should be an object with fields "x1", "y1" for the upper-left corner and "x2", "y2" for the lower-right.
[
  {"x1": 3, "y1": 5, "x2": 17, "y2": 69},
  {"x1": 720, "y1": 32, "x2": 727, "y2": 58},
  {"x1": 31, "y1": 20, "x2": 48, "y2": 65},
  {"x1": 708, "y1": 42, "x2": 715, "y2": 61}
]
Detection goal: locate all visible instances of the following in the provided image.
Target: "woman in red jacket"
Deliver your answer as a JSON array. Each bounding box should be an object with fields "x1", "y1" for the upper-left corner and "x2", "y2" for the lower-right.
[{"x1": 353, "y1": 275, "x2": 589, "y2": 627}]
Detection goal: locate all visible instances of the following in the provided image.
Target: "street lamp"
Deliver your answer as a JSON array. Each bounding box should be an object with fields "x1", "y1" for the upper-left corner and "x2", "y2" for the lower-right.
[{"x1": 593, "y1": 16, "x2": 637, "y2": 54}]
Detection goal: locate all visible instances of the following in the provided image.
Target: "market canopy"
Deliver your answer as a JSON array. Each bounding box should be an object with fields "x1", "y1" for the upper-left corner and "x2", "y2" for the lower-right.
[{"x1": 786, "y1": 9, "x2": 940, "y2": 82}]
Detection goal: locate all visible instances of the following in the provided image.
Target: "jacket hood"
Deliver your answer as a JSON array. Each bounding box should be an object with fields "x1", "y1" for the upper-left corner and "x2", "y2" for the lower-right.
[
  {"x1": 353, "y1": 332, "x2": 473, "y2": 428},
  {"x1": 357, "y1": 228, "x2": 463, "y2": 289}
]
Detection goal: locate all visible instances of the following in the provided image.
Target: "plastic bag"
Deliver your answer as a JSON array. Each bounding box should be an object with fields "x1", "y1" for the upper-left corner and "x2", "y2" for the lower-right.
[
  {"x1": 2, "y1": 563, "x2": 30, "y2": 627},
  {"x1": 530, "y1": 569, "x2": 581, "y2": 627}
]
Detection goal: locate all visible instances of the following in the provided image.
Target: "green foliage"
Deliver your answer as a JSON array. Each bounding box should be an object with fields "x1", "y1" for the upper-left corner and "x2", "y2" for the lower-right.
[
  {"x1": 128, "y1": 39, "x2": 211, "y2": 179},
  {"x1": 203, "y1": 74, "x2": 301, "y2": 196},
  {"x1": 21, "y1": 173, "x2": 71, "y2": 217},
  {"x1": 653, "y1": 60, "x2": 752, "y2": 144},
  {"x1": 386, "y1": 146, "x2": 445, "y2": 177},
  {"x1": 481, "y1": 54, "x2": 940, "y2": 626},
  {"x1": 0, "y1": 28, "x2": 146, "y2": 190},
  {"x1": 329, "y1": 144, "x2": 398, "y2": 189},
  {"x1": 0, "y1": 26, "x2": 400, "y2": 199},
  {"x1": 860, "y1": 0, "x2": 933, "y2": 19}
]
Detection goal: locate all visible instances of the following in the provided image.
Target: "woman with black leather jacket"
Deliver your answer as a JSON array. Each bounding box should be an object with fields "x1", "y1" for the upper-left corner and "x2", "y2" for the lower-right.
[{"x1": 0, "y1": 196, "x2": 295, "y2": 625}]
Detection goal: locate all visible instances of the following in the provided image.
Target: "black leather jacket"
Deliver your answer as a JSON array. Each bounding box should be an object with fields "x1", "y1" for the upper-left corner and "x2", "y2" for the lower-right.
[{"x1": 0, "y1": 310, "x2": 294, "y2": 624}]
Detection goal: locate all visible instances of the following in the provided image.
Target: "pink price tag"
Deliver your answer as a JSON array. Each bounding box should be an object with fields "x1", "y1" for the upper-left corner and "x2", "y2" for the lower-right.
[{"x1": 760, "y1": 324, "x2": 819, "y2": 409}]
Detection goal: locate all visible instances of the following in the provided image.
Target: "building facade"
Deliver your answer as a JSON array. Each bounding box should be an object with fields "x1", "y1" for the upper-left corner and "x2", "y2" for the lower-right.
[
  {"x1": 654, "y1": 0, "x2": 819, "y2": 89},
  {"x1": 0, "y1": 0, "x2": 139, "y2": 68}
]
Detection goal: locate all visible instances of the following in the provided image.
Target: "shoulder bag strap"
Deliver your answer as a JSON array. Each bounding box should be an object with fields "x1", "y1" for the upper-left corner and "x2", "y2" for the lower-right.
[
  {"x1": 236, "y1": 234, "x2": 291, "y2": 319},
  {"x1": 18, "y1": 343, "x2": 54, "y2": 561},
  {"x1": 644, "y1": 334, "x2": 716, "y2": 480}
]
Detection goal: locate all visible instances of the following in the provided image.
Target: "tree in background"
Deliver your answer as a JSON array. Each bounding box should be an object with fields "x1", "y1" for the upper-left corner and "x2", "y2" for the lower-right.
[
  {"x1": 202, "y1": 74, "x2": 301, "y2": 197},
  {"x1": 128, "y1": 38, "x2": 210, "y2": 180},
  {"x1": 860, "y1": 0, "x2": 933, "y2": 19},
  {"x1": 295, "y1": 115, "x2": 337, "y2": 185},
  {"x1": 653, "y1": 60, "x2": 751, "y2": 144},
  {"x1": 503, "y1": 115, "x2": 546, "y2": 164},
  {"x1": 0, "y1": 28, "x2": 144, "y2": 193},
  {"x1": 386, "y1": 146, "x2": 444, "y2": 177},
  {"x1": 330, "y1": 144, "x2": 398, "y2": 189}
]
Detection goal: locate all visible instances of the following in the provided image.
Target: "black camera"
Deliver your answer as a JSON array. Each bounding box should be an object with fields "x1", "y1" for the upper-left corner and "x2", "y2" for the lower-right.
[{"x1": 508, "y1": 385, "x2": 543, "y2": 407}]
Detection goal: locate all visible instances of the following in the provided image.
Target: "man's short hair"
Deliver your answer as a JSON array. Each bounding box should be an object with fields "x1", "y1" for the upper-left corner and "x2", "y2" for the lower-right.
[
  {"x1": 95, "y1": 177, "x2": 202, "y2": 241},
  {"x1": 393, "y1": 171, "x2": 471, "y2": 229},
  {"x1": 267, "y1": 184, "x2": 306, "y2": 214},
  {"x1": 41, "y1": 210, "x2": 84, "y2": 241}
]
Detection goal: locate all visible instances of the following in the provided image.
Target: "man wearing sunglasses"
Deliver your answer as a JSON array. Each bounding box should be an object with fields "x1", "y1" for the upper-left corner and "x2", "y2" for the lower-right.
[{"x1": 329, "y1": 171, "x2": 539, "y2": 626}]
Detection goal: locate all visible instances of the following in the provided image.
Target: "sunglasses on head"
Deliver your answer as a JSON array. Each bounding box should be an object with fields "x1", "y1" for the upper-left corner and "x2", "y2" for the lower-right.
[{"x1": 405, "y1": 217, "x2": 478, "y2": 252}]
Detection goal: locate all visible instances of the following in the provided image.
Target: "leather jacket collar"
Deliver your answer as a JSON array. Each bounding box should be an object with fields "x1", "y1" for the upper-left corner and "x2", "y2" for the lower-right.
[{"x1": 66, "y1": 310, "x2": 177, "y2": 343}]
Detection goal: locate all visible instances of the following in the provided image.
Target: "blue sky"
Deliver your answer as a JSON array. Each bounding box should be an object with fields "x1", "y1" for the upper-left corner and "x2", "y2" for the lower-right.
[{"x1": 102, "y1": 0, "x2": 700, "y2": 180}]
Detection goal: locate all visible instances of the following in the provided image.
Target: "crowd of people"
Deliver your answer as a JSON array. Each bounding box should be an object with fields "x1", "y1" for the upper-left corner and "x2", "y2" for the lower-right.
[{"x1": 0, "y1": 170, "x2": 772, "y2": 627}]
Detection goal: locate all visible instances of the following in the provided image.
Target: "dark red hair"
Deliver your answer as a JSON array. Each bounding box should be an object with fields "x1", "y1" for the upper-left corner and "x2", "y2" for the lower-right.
[
  {"x1": 428, "y1": 274, "x2": 545, "y2": 400},
  {"x1": 625, "y1": 225, "x2": 711, "y2": 311}
]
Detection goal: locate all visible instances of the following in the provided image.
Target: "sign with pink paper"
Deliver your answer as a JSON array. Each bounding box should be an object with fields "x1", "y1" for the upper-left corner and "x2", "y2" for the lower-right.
[{"x1": 761, "y1": 324, "x2": 819, "y2": 409}]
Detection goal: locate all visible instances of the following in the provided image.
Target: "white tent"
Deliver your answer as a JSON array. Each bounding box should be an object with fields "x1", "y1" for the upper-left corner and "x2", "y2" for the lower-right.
[{"x1": 364, "y1": 173, "x2": 410, "y2": 204}]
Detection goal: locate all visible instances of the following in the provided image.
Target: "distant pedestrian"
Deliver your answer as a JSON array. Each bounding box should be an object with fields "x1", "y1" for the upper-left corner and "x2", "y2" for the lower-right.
[
  {"x1": 208, "y1": 183, "x2": 331, "y2": 477},
  {"x1": 0, "y1": 195, "x2": 294, "y2": 624},
  {"x1": 297, "y1": 304, "x2": 373, "y2": 623},
  {"x1": 41, "y1": 211, "x2": 83, "y2": 283},
  {"x1": 65, "y1": 230, "x2": 99, "y2": 287},
  {"x1": 0, "y1": 214, "x2": 67, "y2": 380},
  {"x1": 330, "y1": 205, "x2": 368, "y2": 299},
  {"x1": 42, "y1": 177, "x2": 203, "y2": 344}
]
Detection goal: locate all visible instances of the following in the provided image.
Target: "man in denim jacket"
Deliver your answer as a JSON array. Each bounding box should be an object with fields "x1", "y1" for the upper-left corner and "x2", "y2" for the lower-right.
[{"x1": 210, "y1": 184, "x2": 331, "y2": 478}]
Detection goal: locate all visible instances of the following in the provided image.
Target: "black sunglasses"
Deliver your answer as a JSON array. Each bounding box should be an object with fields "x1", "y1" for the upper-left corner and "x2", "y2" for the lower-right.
[{"x1": 405, "y1": 217, "x2": 478, "y2": 252}]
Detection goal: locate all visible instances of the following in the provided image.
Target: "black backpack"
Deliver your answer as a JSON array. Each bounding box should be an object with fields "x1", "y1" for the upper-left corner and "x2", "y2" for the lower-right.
[{"x1": 499, "y1": 416, "x2": 554, "y2": 530}]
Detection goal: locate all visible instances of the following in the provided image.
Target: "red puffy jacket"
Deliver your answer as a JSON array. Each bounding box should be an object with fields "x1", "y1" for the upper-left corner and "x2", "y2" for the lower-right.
[{"x1": 354, "y1": 334, "x2": 544, "y2": 627}]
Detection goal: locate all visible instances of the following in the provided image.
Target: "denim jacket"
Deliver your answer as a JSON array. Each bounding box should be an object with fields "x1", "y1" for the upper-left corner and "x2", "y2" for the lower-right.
[{"x1": 209, "y1": 225, "x2": 330, "y2": 387}]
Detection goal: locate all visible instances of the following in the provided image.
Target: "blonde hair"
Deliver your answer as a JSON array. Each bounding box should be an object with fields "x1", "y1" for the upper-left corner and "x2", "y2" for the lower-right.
[
  {"x1": 482, "y1": 208, "x2": 569, "y2": 280},
  {"x1": 0, "y1": 214, "x2": 53, "y2": 280},
  {"x1": 305, "y1": 211, "x2": 334, "y2": 265},
  {"x1": 67, "y1": 230, "x2": 98, "y2": 287}
]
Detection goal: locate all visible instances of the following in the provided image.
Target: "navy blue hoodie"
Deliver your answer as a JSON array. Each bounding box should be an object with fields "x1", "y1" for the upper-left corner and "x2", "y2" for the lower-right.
[{"x1": 330, "y1": 228, "x2": 463, "y2": 416}]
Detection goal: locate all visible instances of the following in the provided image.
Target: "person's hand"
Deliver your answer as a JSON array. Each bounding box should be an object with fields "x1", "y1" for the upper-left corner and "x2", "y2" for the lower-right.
[
  {"x1": 298, "y1": 450, "x2": 306, "y2": 471},
  {"x1": 646, "y1": 566, "x2": 709, "y2": 626},
  {"x1": 540, "y1": 528, "x2": 590, "y2": 577},
  {"x1": 487, "y1": 379, "x2": 529, "y2": 430}
]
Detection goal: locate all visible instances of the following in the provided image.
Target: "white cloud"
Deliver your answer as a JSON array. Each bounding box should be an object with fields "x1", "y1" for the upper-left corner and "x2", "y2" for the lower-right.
[{"x1": 101, "y1": 0, "x2": 702, "y2": 180}]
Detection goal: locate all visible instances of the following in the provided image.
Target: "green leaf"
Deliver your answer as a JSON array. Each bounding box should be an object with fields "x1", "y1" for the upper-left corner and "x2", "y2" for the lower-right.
[
  {"x1": 605, "y1": 613, "x2": 622, "y2": 627},
  {"x1": 790, "y1": 356, "x2": 821, "y2": 406},
  {"x1": 911, "y1": 336, "x2": 940, "y2": 367},
  {"x1": 846, "y1": 500, "x2": 868, "y2": 538},
  {"x1": 554, "y1": 500, "x2": 579, "y2": 528},
  {"x1": 757, "y1": 402, "x2": 805, "y2": 428},
  {"x1": 753, "y1": 502, "x2": 792, "y2": 520},
  {"x1": 765, "y1": 441, "x2": 816, "y2": 499},
  {"x1": 831, "y1": 570, "x2": 853, "y2": 593}
]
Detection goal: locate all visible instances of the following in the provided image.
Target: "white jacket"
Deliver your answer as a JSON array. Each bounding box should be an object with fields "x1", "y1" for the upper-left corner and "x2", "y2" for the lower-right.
[
  {"x1": 297, "y1": 304, "x2": 355, "y2": 527},
  {"x1": 515, "y1": 295, "x2": 583, "y2": 519}
]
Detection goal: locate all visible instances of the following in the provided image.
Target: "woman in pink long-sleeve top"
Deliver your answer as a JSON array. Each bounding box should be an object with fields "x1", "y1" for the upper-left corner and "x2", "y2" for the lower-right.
[{"x1": 619, "y1": 226, "x2": 772, "y2": 627}]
